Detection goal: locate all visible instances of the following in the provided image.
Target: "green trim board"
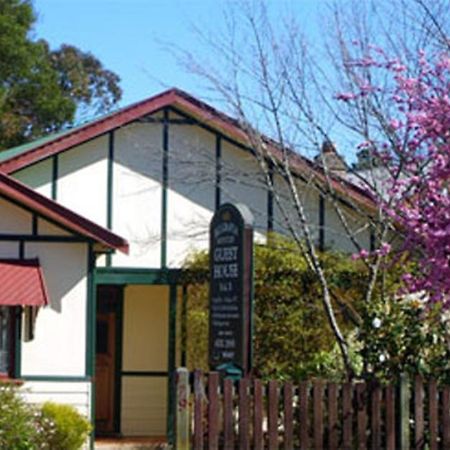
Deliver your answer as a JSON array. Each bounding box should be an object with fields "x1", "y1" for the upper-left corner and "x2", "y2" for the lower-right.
[
  {"x1": 106, "y1": 131, "x2": 114, "y2": 267},
  {"x1": 32, "y1": 214, "x2": 38, "y2": 235},
  {"x1": 86, "y1": 243, "x2": 96, "y2": 377},
  {"x1": 85, "y1": 243, "x2": 96, "y2": 449},
  {"x1": 21, "y1": 375, "x2": 91, "y2": 382},
  {"x1": 370, "y1": 228, "x2": 376, "y2": 252},
  {"x1": 0, "y1": 234, "x2": 92, "y2": 243},
  {"x1": 19, "y1": 241, "x2": 25, "y2": 258},
  {"x1": 180, "y1": 285, "x2": 188, "y2": 367},
  {"x1": 319, "y1": 195, "x2": 325, "y2": 251},
  {"x1": 161, "y1": 108, "x2": 169, "y2": 268},
  {"x1": 95, "y1": 267, "x2": 181, "y2": 286},
  {"x1": 267, "y1": 162, "x2": 274, "y2": 232},
  {"x1": 51, "y1": 155, "x2": 58, "y2": 201},
  {"x1": 121, "y1": 371, "x2": 168, "y2": 377},
  {"x1": 14, "y1": 306, "x2": 22, "y2": 378},
  {"x1": 114, "y1": 286, "x2": 124, "y2": 434},
  {"x1": 215, "y1": 135, "x2": 222, "y2": 210},
  {"x1": 166, "y1": 284, "x2": 177, "y2": 447}
]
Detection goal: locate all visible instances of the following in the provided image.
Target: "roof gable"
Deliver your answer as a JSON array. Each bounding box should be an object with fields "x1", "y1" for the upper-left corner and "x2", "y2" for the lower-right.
[{"x1": 0, "y1": 88, "x2": 374, "y2": 210}]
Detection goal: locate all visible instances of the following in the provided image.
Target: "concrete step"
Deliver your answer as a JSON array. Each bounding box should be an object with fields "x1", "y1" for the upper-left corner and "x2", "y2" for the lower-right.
[{"x1": 95, "y1": 437, "x2": 170, "y2": 450}]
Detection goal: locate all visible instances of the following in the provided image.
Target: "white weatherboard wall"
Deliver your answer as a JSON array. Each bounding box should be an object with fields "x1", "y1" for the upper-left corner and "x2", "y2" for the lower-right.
[
  {"x1": 112, "y1": 123, "x2": 162, "y2": 268},
  {"x1": 21, "y1": 382, "x2": 91, "y2": 418},
  {"x1": 8, "y1": 109, "x2": 373, "y2": 274},
  {"x1": 22, "y1": 242, "x2": 88, "y2": 376},
  {"x1": 122, "y1": 285, "x2": 169, "y2": 435},
  {"x1": 0, "y1": 198, "x2": 32, "y2": 234},
  {"x1": 121, "y1": 377, "x2": 167, "y2": 436},
  {"x1": 221, "y1": 140, "x2": 268, "y2": 234},
  {"x1": 14, "y1": 158, "x2": 53, "y2": 198},
  {"x1": 325, "y1": 202, "x2": 371, "y2": 253},
  {"x1": 273, "y1": 175, "x2": 319, "y2": 239},
  {"x1": 58, "y1": 136, "x2": 108, "y2": 228},
  {"x1": 167, "y1": 123, "x2": 215, "y2": 267},
  {"x1": 0, "y1": 197, "x2": 90, "y2": 418}
]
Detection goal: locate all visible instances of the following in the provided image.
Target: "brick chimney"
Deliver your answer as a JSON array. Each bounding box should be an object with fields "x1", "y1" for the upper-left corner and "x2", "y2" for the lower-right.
[{"x1": 315, "y1": 140, "x2": 347, "y2": 174}]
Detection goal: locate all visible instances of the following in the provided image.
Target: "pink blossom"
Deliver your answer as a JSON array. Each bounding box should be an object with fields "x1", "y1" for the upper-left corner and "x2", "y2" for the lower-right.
[
  {"x1": 346, "y1": 49, "x2": 450, "y2": 304},
  {"x1": 335, "y1": 92, "x2": 357, "y2": 102}
]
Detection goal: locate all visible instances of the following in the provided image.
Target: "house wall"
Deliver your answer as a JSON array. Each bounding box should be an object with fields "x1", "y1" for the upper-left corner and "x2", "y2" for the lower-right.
[
  {"x1": 272, "y1": 173, "x2": 321, "y2": 240},
  {"x1": 4, "y1": 105, "x2": 374, "y2": 440},
  {"x1": 9, "y1": 109, "x2": 367, "y2": 271},
  {"x1": 112, "y1": 123, "x2": 162, "y2": 268},
  {"x1": 58, "y1": 136, "x2": 109, "y2": 228},
  {"x1": 121, "y1": 285, "x2": 169, "y2": 436},
  {"x1": 0, "y1": 197, "x2": 91, "y2": 416},
  {"x1": 166, "y1": 122, "x2": 215, "y2": 267},
  {"x1": 14, "y1": 158, "x2": 53, "y2": 198},
  {"x1": 21, "y1": 381, "x2": 91, "y2": 418},
  {"x1": 21, "y1": 241, "x2": 88, "y2": 376},
  {"x1": 325, "y1": 201, "x2": 371, "y2": 252}
]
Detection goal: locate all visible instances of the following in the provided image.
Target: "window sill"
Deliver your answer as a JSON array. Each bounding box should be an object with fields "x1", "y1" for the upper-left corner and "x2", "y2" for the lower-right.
[{"x1": 0, "y1": 375, "x2": 24, "y2": 386}]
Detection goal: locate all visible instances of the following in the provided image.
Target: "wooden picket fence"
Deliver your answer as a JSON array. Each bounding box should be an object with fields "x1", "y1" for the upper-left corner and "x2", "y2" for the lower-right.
[{"x1": 182, "y1": 370, "x2": 450, "y2": 450}]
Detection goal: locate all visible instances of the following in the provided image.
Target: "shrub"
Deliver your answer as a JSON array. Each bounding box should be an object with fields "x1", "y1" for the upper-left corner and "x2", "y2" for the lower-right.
[
  {"x1": 0, "y1": 382, "x2": 40, "y2": 449},
  {"x1": 181, "y1": 235, "x2": 366, "y2": 380},
  {"x1": 39, "y1": 402, "x2": 92, "y2": 450}
]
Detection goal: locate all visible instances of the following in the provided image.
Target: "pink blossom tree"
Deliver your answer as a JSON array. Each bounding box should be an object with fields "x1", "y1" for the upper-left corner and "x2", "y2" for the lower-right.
[
  {"x1": 175, "y1": 0, "x2": 450, "y2": 375},
  {"x1": 339, "y1": 49, "x2": 450, "y2": 303}
]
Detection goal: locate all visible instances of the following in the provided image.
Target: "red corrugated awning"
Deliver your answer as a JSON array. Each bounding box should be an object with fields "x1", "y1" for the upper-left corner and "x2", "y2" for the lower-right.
[{"x1": 0, "y1": 259, "x2": 49, "y2": 306}]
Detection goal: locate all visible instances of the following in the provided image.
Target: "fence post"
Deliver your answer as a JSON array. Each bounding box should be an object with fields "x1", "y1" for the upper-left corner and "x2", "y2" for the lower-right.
[
  {"x1": 176, "y1": 368, "x2": 190, "y2": 450},
  {"x1": 399, "y1": 373, "x2": 410, "y2": 450}
]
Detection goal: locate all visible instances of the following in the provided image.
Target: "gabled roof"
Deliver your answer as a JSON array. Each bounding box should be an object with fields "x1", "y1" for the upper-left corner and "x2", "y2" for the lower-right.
[
  {"x1": 0, "y1": 172, "x2": 128, "y2": 254},
  {"x1": 0, "y1": 88, "x2": 374, "y2": 209}
]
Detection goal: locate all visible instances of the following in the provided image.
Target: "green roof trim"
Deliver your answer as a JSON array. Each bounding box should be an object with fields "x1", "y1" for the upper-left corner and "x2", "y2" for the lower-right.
[
  {"x1": 0, "y1": 105, "x2": 130, "y2": 167},
  {"x1": 0, "y1": 127, "x2": 80, "y2": 165}
]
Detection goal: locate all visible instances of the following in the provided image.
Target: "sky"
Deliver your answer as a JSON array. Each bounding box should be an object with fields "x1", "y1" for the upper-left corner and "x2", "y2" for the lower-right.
[{"x1": 33, "y1": 0, "x2": 323, "y2": 110}]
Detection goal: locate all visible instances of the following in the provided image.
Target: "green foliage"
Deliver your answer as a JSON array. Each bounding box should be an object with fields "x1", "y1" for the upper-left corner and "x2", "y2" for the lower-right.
[
  {"x1": 0, "y1": 0, "x2": 121, "y2": 150},
  {"x1": 0, "y1": 382, "x2": 40, "y2": 449},
  {"x1": 183, "y1": 235, "x2": 450, "y2": 383},
  {"x1": 182, "y1": 235, "x2": 366, "y2": 381},
  {"x1": 359, "y1": 296, "x2": 450, "y2": 384},
  {"x1": 0, "y1": 384, "x2": 92, "y2": 449},
  {"x1": 39, "y1": 402, "x2": 92, "y2": 450}
]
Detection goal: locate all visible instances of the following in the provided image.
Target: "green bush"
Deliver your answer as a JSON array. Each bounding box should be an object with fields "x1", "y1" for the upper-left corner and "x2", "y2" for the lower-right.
[
  {"x1": 0, "y1": 382, "x2": 41, "y2": 449},
  {"x1": 39, "y1": 402, "x2": 92, "y2": 450},
  {"x1": 181, "y1": 235, "x2": 366, "y2": 380}
]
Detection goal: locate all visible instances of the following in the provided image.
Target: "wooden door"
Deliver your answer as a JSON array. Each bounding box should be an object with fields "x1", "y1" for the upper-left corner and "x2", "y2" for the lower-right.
[{"x1": 95, "y1": 309, "x2": 116, "y2": 434}]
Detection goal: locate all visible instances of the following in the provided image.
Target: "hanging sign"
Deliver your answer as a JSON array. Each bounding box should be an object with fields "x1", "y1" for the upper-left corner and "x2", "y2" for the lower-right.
[{"x1": 209, "y1": 203, "x2": 254, "y2": 377}]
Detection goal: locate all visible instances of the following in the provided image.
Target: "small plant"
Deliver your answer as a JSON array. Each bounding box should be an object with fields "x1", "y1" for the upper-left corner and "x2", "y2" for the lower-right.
[
  {"x1": 0, "y1": 382, "x2": 40, "y2": 449},
  {"x1": 39, "y1": 402, "x2": 92, "y2": 450}
]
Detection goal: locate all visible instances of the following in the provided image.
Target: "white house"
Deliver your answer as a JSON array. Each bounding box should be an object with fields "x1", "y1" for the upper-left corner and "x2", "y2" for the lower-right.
[{"x1": 0, "y1": 88, "x2": 374, "y2": 445}]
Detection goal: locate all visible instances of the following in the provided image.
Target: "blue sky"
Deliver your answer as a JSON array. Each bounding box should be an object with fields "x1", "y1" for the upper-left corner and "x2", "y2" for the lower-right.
[{"x1": 33, "y1": 0, "x2": 322, "y2": 109}]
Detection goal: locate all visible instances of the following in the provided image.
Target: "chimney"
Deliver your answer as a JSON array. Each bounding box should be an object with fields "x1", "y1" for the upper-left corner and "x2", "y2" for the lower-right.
[{"x1": 315, "y1": 140, "x2": 347, "y2": 174}]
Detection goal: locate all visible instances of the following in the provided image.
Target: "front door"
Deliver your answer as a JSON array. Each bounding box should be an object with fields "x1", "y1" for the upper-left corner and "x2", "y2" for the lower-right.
[{"x1": 95, "y1": 286, "x2": 122, "y2": 435}]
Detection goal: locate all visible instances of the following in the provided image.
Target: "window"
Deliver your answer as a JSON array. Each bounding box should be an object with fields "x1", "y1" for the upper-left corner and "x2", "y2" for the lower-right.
[{"x1": 0, "y1": 306, "x2": 16, "y2": 377}]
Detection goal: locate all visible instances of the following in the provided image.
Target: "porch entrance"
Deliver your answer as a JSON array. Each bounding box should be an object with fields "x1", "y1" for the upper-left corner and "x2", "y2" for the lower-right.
[
  {"x1": 95, "y1": 286, "x2": 122, "y2": 435},
  {"x1": 93, "y1": 267, "x2": 181, "y2": 442}
]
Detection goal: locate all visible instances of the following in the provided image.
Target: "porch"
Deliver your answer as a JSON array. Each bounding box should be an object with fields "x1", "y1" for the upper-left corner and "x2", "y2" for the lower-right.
[
  {"x1": 93, "y1": 267, "x2": 183, "y2": 444},
  {"x1": 95, "y1": 436, "x2": 169, "y2": 450}
]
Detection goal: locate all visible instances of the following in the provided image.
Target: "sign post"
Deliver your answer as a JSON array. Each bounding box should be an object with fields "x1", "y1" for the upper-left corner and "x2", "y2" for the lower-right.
[{"x1": 209, "y1": 203, "x2": 254, "y2": 378}]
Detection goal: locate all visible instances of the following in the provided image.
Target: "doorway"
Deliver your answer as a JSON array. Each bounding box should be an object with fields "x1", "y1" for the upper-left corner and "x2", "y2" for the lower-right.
[{"x1": 95, "y1": 285, "x2": 123, "y2": 435}]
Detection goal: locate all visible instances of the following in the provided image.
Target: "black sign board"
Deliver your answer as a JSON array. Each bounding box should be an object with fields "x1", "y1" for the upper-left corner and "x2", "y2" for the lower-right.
[{"x1": 209, "y1": 203, "x2": 254, "y2": 377}]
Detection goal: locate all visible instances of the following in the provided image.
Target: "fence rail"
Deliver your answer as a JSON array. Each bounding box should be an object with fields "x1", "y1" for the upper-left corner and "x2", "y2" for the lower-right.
[{"x1": 177, "y1": 369, "x2": 450, "y2": 449}]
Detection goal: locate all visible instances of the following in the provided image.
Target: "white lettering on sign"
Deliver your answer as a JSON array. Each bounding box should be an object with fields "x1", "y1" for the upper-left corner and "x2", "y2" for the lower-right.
[
  {"x1": 214, "y1": 246, "x2": 238, "y2": 262},
  {"x1": 213, "y1": 263, "x2": 238, "y2": 279},
  {"x1": 214, "y1": 222, "x2": 239, "y2": 239}
]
